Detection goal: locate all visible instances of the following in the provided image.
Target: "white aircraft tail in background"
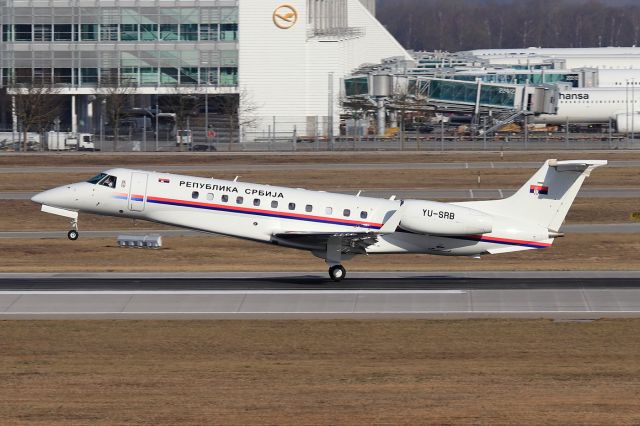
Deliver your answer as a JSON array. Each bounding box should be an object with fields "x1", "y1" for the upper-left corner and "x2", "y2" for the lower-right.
[{"x1": 31, "y1": 159, "x2": 606, "y2": 281}]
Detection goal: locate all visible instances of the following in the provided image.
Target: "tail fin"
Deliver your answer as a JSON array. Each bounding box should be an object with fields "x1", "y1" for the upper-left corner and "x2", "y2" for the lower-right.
[{"x1": 459, "y1": 159, "x2": 607, "y2": 231}]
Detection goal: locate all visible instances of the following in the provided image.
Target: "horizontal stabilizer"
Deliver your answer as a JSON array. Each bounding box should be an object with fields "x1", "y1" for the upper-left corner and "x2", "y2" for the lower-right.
[{"x1": 549, "y1": 159, "x2": 607, "y2": 175}]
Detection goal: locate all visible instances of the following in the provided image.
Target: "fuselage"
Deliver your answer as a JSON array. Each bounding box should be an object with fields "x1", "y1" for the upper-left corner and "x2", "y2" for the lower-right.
[
  {"x1": 31, "y1": 168, "x2": 553, "y2": 257},
  {"x1": 536, "y1": 87, "x2": 639, "y2": 126}
]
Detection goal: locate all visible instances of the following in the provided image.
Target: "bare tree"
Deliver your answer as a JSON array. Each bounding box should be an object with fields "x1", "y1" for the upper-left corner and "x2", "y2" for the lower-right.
[
  {"x1": 214, "y1": 89, "x2": 260, "y2": 147},
  {"x1": 98, "y1": 73, "x2": 135, "y2": 151},
  {"x1": 12, "y1": 82, "x2": 61, "y2": 152},
  {"x1": 159, "y1": 87, "x2": 205, "y2": 151},
  {"x1": 389, "y1": 80, "x2": 425, "y2": 149}
]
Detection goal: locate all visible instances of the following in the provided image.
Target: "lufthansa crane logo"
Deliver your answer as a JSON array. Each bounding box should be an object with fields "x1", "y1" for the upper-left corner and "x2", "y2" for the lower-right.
[{"x1": 273, "y1": 4, "x2": 298, "y2": 29}]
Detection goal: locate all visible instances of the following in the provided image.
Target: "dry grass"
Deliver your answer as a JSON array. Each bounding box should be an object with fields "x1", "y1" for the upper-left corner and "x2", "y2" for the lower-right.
[
  {"x1": 2, "y1": 233, "x2": 639, "y2": 272},
  {"x1": 1, "y1": 319, "x2": 640, "y2": 425}
]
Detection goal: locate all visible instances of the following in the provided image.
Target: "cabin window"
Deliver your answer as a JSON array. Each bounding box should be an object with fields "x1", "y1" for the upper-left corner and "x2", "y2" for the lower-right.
[
  {"x1": 207, "y1": 193, "x2": 214, "y2": 201},
  {"x1": 305, "y1": 205, "x2": 313, "y2": 213},
  {"x1": 253, "y1": 198, "x2": 260, "y2": 207},
  {"x1": 236, "y1": 196, "x2": 244, "y2": 204},
  {"x1": 343, "y1": 209, "x2": 351, "y2": 217},
  {"x1": 325, "y1": 207, "x2": 333, "y2": 215},
  {"x1": 288, "y1": 203, "x2": 296, "y2": 210},
  {"x1": 221, "y1": 195, "x2": 229, "y2": 202},
  {"x1": 192, "y1": 191, "x2": 199, "y2": 199},
  {"x1": 360, "y1": 211, "x2": 368, "y2": 219},
  {"x1": 271, "y1": 200, "x2": 278, "y2": 208}
]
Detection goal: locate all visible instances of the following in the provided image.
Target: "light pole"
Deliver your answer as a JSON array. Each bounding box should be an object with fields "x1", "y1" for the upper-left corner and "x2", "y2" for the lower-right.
[
  {"x1": 100, "y1": 98, "x2": 106, "y2": 152},
  {"x1": 328, "y1": 72, "x2": 334, "y2": 150},
  {"x1": 205, "y1": 91, "x2": 210, "y2": 151},
  {"x1": 633, "y1": 79, "x2": 636, "y2": 143},
  {"x1": 626, "y1": 80, "x2": 630, "y2": 139},
  {"x1": 155, "y1": 98, "x2": 159, "y2": 152}
]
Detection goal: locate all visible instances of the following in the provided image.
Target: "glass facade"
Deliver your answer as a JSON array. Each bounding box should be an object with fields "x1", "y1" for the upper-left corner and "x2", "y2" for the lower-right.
[
  {"x1": 344, "y1": 77, "x2": 369, "y2": 97},
  {"x1": 0, "y1": 0, "x2": 239, "y2": 89},
  {"x1": 428, "y1": 79, "x2": 516, "y2": 108},
  {"x1": 452, "y1": 72, "x2": 580, "y2": 88}
]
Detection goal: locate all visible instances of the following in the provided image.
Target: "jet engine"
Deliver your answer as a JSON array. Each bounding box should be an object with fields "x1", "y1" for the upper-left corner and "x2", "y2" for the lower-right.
[
  {"x1": 399, "y1": 200, "x2": 493, "y2": 236},
  {"x1": 615, "y1": 113, "x2": 640, "y2": 133}
]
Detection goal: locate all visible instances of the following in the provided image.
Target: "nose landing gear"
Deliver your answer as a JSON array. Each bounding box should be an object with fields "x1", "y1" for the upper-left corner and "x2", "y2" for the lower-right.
[{"x1": 328, "y1": 265, "x2": 346, "y2": 282}]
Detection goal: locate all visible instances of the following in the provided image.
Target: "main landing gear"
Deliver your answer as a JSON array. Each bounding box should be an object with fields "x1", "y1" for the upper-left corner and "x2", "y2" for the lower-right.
[
  {"x1": 328, "y1": 265, "x2": 346, "y2": 282},
  {"x1": 67, "y1": 218, "x2": 79, "y2": 241}
]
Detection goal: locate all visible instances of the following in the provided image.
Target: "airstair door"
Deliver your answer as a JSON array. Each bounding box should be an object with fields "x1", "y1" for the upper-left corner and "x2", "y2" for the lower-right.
[{"x1": 129, "y1": 172, "x2": 148, "y2": 212}]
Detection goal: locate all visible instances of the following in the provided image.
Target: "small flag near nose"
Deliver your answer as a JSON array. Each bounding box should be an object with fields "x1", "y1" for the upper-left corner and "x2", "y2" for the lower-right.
[
  {"x1": 158, "y1": 178, "x2": 170, "y2": 183},
  {"x1": 530, "y1": 184, "x2": 549, "y2": 195}
]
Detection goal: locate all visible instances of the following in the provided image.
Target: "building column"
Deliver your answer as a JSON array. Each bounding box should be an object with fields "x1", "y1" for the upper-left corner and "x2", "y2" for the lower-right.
[
  {"x1": 76, "y1": 96, "x2": 89, "y2": 133},
  {"x1": 377, "y1": 98, "x2": 386, "y2": 136},
  {"x1": 85, "y1": 97, "x2": 94, "y2": 133},
  {"x1": 71, "y1": 95, "x2": 78, "y2": 134}
]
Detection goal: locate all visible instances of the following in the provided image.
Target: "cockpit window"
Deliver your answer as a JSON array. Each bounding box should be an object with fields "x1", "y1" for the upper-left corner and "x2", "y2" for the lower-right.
[
  {"x1": 99, "y1": 175, "x2": 117, "y2": 188},
  {"x1": 87, "y1": 173, "x2": 107, "y2": 184}
]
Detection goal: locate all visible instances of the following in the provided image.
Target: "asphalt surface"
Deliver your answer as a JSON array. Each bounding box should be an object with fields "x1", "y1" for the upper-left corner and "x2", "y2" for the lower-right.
[
  {"x1": 4, "y1": 188, "x2": 640, "y2": 200},
  {"x1": 1, "y1": 159, "x2": 638, "y2": 174},
  {"x1": 1, "y1": 271, "x2": 639, "y2": 290},
  {"x1": 1, "y1": 272, "x2": 640, "y2": 319}
]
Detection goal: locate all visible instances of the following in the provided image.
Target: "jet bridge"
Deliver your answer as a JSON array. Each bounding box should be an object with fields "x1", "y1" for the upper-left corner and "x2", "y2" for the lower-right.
[{"x1": 343, "y1": 74, "x2": 559, "y2": 135}]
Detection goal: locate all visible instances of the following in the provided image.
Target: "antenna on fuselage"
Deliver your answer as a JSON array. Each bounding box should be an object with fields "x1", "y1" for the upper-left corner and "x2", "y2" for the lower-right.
[
  {"x1": 356, "y1": 191, "x2": 362, "y2": 197},
  {"x1": 389, "y1": 195, "x2": 396, "y2": 200},
  {"x1": 234, "y1": 176, "x2": 240, "y2": 182}
]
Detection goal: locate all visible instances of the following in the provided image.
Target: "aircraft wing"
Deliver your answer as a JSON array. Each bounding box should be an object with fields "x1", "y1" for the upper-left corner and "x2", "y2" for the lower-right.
[{"x1": 272, "y1": 232, "x2": 379, "y2": 254}]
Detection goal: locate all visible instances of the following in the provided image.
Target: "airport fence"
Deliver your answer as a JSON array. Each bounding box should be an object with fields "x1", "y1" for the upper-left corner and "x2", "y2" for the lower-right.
[{"x1": 3, "y1": 120, "x2": 640, "y2": 152}]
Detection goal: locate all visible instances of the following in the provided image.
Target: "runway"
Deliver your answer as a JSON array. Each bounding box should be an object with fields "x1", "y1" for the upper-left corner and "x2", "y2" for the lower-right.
[{"x1": 1, "y1": 271, "x2": 639, "y2": 319}]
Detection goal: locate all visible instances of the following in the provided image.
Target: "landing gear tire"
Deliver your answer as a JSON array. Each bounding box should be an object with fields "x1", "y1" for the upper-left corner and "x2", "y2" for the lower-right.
[
  {"x1": 328, "y1": 265, "x2": 346, "y2": 282},
  {"x1": 67, "y1": 230, "x2": 79, "y2": 241}
]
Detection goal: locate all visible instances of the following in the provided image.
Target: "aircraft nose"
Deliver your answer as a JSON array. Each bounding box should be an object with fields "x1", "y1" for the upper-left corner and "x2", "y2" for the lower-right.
[
  {"x1": 31, "y1": 186, "x2": 73, "y2": 206},
  {"x1": 31, "y1": 188, "x2": 56, "y2": 205}
]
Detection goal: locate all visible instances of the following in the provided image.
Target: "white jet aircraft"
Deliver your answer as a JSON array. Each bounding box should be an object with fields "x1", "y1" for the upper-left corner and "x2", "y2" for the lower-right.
[{"x1": 31, "y1": 159, "x2": 605, "y2": 281}]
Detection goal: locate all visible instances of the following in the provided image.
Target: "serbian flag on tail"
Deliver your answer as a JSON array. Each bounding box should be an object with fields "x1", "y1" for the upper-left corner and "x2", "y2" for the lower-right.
[
  {"x1": 158, "y1": 178, "x2": 170, "y2": 183},
  {"x1": 530, "y1": 184, "x2": 549, "y2": 195}
]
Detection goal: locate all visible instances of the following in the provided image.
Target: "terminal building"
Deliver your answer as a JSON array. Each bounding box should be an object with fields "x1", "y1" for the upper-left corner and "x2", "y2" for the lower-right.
[{"x1": 0, "y1": 0, "x2": 409, "y2": 141}]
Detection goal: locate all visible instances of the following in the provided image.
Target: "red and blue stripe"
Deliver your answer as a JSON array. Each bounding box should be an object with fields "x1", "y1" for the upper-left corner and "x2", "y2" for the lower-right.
[
  {"x1": 112, "y1": 192, "x2": 128, "y2": 200},
  {"x1": 146, "y1": 195, "x2": 383, "y2": 230}
]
